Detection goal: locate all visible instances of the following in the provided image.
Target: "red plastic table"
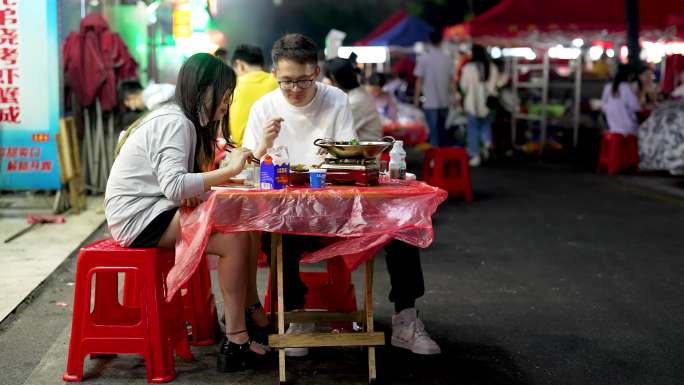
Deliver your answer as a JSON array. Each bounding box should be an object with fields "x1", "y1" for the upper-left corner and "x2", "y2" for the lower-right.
[{"x1": 166, "y1": 181, "x2": 447, "y2": 383}]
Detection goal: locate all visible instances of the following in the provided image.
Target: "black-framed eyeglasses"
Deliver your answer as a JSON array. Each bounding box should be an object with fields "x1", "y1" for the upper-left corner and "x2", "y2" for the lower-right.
[{"x1": 277, "y1": 77, "x2": 316, "y2": 90}]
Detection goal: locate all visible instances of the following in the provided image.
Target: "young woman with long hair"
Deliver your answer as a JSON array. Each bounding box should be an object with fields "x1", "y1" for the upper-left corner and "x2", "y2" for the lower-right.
[{"x1": 105, "y1": 53, "x2": 266, "y2": 372}]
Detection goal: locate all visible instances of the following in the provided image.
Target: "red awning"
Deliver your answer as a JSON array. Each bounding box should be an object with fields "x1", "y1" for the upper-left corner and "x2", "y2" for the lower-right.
[{"x1": 444, "y1": 0, "x2": 684, "y2": 42}]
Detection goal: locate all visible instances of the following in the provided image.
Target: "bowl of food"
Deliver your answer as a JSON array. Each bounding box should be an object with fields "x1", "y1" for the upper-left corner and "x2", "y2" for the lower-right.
[
  {"x1": 314, "y1": 136, "x2": 395, "y2": 159},
  {"x1": 289, "y1": 164, "x2": 310, "y2": 186}
]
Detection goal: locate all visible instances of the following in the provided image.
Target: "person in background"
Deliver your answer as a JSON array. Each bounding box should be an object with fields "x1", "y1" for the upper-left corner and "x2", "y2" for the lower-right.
[
  {"x1": 591, "y1": 53, "x2": 612, "y2": 79},
  {"x1": 601, "y1": 64, "x2": 641, "y2": 135},
  {"x1": 460, "y1": 44, "x2": 498, "y2": 167},
  {"x1": 636, "y1": 65, "x2": 657, "y2": 110},
  {"x1": 367, "y1": 72, "x2": 399, "y2": 123},
  {"x1": 383, "y1": 72, "x2": 409, "y2": 102},
  {"x1": 119, "y1": 80, "x2": 176, "y2": 112},
  {"x1": 229, "y1": 44, "x2": 278, "y2": 146},
  {"x1": 244, "y1": 34, "x2": 440, "y2": 358},
  {"x1": 118, "y1": 79, "x2": 176, "y2": 128},
  {"x1": 325, "y1": 58, "x2": 382, "y2": 141},
  {"x1": 106, "y1": 53, "x2": 266, "y2": 372},
  {"x1": 213, "y1": 47, "x2": 229, "y2": 64},
  {"x1": 414, "y1": 30, "x2": 453, "y2": 147},
  {"x1": 391, "y1": 54, "x2": 416, "y2": 103},
  {"x1": 669, "y1": 69, "x2": 684, "y2": 98}
]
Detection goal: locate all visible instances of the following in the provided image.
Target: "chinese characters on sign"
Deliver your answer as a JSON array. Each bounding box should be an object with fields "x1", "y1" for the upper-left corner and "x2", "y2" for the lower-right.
[
  {"x1": 0, "y1": 144, "x2": 52, "y2": 173},
  {"x1": 0, "y1": 0, "x2": 18, "y2": 124}
]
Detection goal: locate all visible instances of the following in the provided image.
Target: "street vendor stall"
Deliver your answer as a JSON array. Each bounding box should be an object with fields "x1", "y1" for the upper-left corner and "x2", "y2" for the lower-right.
[
  {"x1": 444, "y1": 0, "x2": 684, "y2": 154},
  {"x1": 347, "y1": 11, "x2": 434, "y2": 146}
]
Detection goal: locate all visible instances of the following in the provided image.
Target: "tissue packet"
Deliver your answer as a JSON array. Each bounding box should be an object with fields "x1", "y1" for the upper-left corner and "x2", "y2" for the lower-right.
[{"x1": 260, "y1": 146, "x2": 289, "y2": 189}]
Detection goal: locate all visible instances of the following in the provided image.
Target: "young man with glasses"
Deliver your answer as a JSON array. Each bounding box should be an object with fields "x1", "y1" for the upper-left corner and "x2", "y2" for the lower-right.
[
  {"x1": 243, "y1": 33, "x2": 355, "y2": 164},
  {"x1": 243, "y1": 33, "x2": 440, "y2": 358}
]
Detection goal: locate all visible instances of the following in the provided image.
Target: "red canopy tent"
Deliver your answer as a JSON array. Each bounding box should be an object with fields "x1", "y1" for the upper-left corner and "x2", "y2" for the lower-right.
[
  {"x1": 444, "y1": 0, "x2": 684, "y2": 43},
  {"x1": 355, "y1": 10, "x2": 409, "y2": 46}
]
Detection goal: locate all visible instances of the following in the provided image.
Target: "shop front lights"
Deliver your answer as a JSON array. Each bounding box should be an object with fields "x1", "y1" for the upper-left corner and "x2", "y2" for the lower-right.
[{"x1": 572, "y1": 38, "x2": 584, "y2": 48}]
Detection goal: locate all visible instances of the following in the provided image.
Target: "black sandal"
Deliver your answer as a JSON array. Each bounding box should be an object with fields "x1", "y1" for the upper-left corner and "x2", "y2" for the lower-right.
[
  {"x1": 245, "y1": 302, "x2": 275, "y2": 347},
  {"x1": 217, "y1": 330, "x2": 268, "y2": 372}
]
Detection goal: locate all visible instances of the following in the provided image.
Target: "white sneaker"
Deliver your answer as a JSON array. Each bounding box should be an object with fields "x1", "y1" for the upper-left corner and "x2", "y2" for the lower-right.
[
  {"x1": 469, "y1": 155, "x2": 482, "y2": 167},
  {"x1": 284, "y1": 322, "x2": 316, "y2": 357},
  {"x1": 391, "y1": 308, "x2": 441, "y2": 355},
  {"x1": 482, "y1": 143, "x2": 492, "y2": 161}
]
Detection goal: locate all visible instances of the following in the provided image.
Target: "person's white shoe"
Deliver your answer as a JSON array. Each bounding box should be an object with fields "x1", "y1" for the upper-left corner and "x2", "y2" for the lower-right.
[
  {"x1": 284, "y1": 322, "x2": 316, "y2": 357},
  {"x1": 391, "y1": 308, "x2": 441, "y2": 355},
  {"x1": 482, "y1": 143, "x2": 492, "y2": 161},
  {"x1": 469, "y1": 155, "x2": 482, "y2": 167}
]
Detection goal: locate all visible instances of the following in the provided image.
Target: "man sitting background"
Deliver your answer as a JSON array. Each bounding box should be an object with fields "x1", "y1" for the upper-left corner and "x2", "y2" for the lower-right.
[{"x1": 229, "y1": 44, "x2": 278, "y2": 146}]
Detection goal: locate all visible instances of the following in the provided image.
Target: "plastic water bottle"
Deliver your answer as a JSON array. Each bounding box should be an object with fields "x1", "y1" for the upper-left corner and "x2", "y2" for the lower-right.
[{"x1": 389, "y1": 140, "x2": 406, "y2": 180}]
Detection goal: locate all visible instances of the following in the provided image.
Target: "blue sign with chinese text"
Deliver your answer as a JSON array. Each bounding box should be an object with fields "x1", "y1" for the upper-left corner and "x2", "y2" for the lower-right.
[{"x1": 0, "y1": 1, "x2": 61, "y2": 189}]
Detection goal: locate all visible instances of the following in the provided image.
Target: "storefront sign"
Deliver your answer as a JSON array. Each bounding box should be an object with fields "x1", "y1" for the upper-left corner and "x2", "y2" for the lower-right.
[
  {"x1": 173, "y1": 1, "x2": 192, "y2": 39},
  {"x1": 0, "y1": 1, "x2": 61, "y2": 189}
]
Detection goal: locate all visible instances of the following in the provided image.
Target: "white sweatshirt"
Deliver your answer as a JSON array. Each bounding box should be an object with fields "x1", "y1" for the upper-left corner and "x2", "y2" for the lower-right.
[
  {"x1": 242, "y1": 82, "x2": 356, "y2": 166},
  {"x1": 105, "y1": 104, "x2": 205, "y2": 246}
]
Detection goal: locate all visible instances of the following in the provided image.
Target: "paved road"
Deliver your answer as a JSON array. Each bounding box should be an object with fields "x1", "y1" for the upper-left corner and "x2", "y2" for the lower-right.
[{"x1": 2, "y1": 163, "x2": 683, "y2": 385}]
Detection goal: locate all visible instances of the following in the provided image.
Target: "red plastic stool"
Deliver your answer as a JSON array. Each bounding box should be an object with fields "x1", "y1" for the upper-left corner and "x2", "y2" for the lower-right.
[
  {"x1": 263, "y1": 257, "x2": 357, "y2": 313},
  {"x1": 422, "y1": 147, "x2": 473, "y2": 202},
  {"x1": 180, "y1": 255, "x2": 220, "y2": 345},
  {"x1": 597, "y1": 132, "x2": 639, "y2": 175},
  {"x1": 123, "y1": 254, "x2": 219, "y2": 346},
  {"x1": 63, "y1": 239, "x2": 192, "y2": 383}
]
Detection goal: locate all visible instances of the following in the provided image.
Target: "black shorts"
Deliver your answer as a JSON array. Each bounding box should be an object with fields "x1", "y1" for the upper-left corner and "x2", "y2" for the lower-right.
[{"x1": 129, "y1": 208, "x2": 178, "y2": 248}]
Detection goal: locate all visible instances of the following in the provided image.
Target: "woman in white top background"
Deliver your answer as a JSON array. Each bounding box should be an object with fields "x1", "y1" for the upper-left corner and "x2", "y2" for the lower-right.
[
  {"x1": 601, "y1": 65, "x2": 641, "y2": 136},
  {"x1": 324, "y1": 57, "x2": 383, "y2": 141},
  {"x1": 105, "y1": 53, "x2": 266, "y2": 372},
  {"x1": 460, "y1": 45, "x2": 499, "y2": 167}
]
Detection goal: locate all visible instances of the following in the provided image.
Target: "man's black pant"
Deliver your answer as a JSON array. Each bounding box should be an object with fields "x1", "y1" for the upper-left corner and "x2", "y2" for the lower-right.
[{"x1": 262, "y1": 234, "x2": 425, "y2": 313}]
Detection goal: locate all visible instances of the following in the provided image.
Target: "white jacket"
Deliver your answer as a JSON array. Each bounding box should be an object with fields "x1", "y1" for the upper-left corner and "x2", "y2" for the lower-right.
[{"x1": 460, "y1": 62, "x2": 499, "y2": 117}]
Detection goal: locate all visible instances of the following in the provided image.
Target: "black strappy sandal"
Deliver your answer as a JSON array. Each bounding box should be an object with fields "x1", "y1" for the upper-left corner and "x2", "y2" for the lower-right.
[
  {"x1": 245, "y1": 302, "x2": 275, "y2": 347},
  {"x1": 217, "y1": 330, "x2": 268, "y2": 372}
]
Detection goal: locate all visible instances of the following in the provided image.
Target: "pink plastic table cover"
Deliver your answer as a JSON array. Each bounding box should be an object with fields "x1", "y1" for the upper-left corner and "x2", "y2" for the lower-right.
[{"x1": 166, "y1": 180, "x2": 447, "y2": 300}]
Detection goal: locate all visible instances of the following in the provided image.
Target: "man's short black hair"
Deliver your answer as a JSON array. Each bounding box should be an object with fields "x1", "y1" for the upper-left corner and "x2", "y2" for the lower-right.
[
  {"x1": 429, "y1": 30, "x2": 442, "y2": 45},
  {"x1": 231, "y1": 44, "x2": 265, "y2": 67},
  {"x1": 118, "y1": 79, "x2": 143, "y2": 106},
  {"x1": 271, "y1": 33, "x2": 318, "y2": 66},
  {"x1": 368, "y1": 72, "x2": 387, "y2": 88},
  {"x1": 324, "y1": 58, "x2": 359, "y2": 91}
]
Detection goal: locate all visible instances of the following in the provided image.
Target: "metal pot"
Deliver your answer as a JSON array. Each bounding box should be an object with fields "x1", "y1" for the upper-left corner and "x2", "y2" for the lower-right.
[{"x1": 313, "y1": 136, "x2": 395, "y2": 159}]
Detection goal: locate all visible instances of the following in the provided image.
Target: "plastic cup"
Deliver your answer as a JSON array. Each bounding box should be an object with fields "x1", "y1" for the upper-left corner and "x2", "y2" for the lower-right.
[{"x1": 309, "y1": 169, "x2": 327, "y2": 188}]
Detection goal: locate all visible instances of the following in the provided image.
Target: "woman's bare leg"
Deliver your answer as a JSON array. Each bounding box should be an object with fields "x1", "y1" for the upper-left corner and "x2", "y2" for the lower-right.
[
  {"x1": 205, "y1": 232, "x2": 250, "y2": 343},
  {"x1": 157, "y1": 211, "x2": 263, "y2": 352},
  {"x1": 246, "y1": 232, "x2": 269, "y2": 327}
]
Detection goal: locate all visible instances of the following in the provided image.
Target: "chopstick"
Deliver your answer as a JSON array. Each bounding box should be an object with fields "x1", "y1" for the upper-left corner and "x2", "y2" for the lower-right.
[{"x1": 224, "y1": 142, "x2": 260, "y2": 164}]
